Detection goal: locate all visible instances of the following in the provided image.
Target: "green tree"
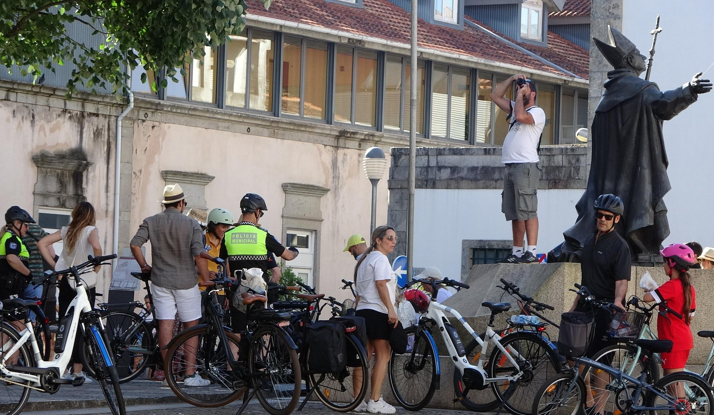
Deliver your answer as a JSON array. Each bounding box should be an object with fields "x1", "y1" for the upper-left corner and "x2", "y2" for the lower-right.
[{"x1": 0, "y1": 0, "x2": 272, "y2": 97}]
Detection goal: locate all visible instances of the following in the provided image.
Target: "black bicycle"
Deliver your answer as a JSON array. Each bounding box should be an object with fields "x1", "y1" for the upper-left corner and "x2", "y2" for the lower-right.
[{"x1": 163, "y1": 262, "x2": 301, "y2": 415}]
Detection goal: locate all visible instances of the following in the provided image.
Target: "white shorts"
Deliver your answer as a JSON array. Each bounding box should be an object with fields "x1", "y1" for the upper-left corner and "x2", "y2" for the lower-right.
[{"x1": 152, "y1": 285, "x2": 202, "y2": 322}]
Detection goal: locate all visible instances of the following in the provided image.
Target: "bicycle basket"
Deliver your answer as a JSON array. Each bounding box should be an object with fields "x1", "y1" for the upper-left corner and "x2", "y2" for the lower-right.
[
  {"x1": 607, "y1": 311, "x2": 645, "y2": 339},
  {"x1": 557, "y1": 312, "x2": 593, "y2": 357}
]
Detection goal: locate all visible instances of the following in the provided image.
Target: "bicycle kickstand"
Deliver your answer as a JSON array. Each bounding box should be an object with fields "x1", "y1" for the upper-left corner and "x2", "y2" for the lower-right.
[
  {"x1": 297, "y1": 385, "x2": 316, "y2": 411},
  {"x1": 235, "y1": 387, "x2": 257, "y2": 415}
]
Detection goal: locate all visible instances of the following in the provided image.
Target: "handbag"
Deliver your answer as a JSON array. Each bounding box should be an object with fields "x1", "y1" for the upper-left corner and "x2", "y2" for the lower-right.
[{"x1": 389, "y1": 321, "x2": 408, "y2": 354}]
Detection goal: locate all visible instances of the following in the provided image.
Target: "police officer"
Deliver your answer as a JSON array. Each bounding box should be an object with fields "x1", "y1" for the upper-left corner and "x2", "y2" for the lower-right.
[
  {"x1": 221, "y1": 193, "x2": 298, "y2": 332},
  {"x1": 0, "y1": 207, "x2": 36, "y2": 327}
]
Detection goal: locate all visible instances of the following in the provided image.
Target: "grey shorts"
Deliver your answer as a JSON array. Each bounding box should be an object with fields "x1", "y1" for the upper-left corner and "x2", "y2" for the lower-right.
[{"x1": 502, "y1": 162, "x2": 541, "y2": 221}]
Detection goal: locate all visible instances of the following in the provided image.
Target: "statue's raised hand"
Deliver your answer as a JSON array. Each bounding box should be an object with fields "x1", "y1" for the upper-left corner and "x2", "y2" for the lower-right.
[{"x1": 690, "y1": 72, "x2": 712, "y2": 94}]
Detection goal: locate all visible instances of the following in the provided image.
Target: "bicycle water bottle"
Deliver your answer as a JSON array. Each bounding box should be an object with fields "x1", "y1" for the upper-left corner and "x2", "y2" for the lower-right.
[{"x1": 510, "y1": 315, "x2": 540, "y2": 325}]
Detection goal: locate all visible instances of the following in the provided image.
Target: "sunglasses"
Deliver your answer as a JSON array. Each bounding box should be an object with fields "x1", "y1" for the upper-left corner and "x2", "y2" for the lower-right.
[
  {"x1": 257, "y1": 210, "x2": 264, "y2": 218},
  {"x1": 595, "y1": 212, "x2": 615, "y2": 221},
  {"x1": 385, "y1": 236, "x2": 398, "y2": 242}
]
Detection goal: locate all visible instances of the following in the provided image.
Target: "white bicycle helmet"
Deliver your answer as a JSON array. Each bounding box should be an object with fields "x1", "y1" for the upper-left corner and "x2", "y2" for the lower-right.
[{"x1": 207, "y1": 208, "x2": 233, "y2": 226}]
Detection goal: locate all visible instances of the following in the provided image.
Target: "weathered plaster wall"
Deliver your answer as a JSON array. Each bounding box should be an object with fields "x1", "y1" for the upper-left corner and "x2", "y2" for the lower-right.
[
  {"x1": 129, "y1": 121, "x2": 390, "y2": 300},
  {"x1": 0, "y1": 100, "x2": 117, "y2": 296}
]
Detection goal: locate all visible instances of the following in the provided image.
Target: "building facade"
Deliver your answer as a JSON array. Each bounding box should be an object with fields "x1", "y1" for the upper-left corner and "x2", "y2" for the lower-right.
[{"x1": 1, "y1": 0, "x2": 589, "y2": 300}]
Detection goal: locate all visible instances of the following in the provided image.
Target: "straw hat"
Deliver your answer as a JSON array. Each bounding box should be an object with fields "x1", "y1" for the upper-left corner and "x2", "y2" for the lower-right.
[
  {"x1": 161, "y1": 184, "x2": 185, "y2": 204},
  {"x1": 414, "y1": 267, "x2": 443, "y2": 281},
  {"x1": 698, "y1": 247, "x2": 714, "y2": 262}
]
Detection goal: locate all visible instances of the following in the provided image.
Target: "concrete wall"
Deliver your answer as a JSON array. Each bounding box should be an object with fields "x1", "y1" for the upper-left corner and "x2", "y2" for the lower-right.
[{"x1": 388, "y1": 145, "x2": 588, "y2": 278}]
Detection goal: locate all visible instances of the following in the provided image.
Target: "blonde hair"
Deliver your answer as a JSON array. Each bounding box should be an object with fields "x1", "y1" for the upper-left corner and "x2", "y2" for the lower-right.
[{"x1": 65, "y1": 202, "x2": 96, "y2": 254}]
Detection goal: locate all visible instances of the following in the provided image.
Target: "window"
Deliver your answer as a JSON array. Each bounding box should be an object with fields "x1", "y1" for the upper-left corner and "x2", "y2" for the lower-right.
[
  {"x1": 476, "y1": 75, "x2": 493, "y2": 144},
  {"x1": 191, "y1": 46, "x2": 218, "y2": 103},
  {"x1": 471, "y1": 247, "x2": 511, "y2": 265},
  {"x1": 384, "y1": 55, "x2": 425, "y2": 134},
  {"x1": 223, "y1": 29, "x2": 275, "y2": 111},
  {"x1": 560, "y1": 88, "x2": 588, "y2": 144},
  {"x1": 493, "y1": 74, "x2": 513, "y2": 146},
  {"x1": 131, "y1": 66, "x2": 158, "y2": 96},
  {"x1": 538, "y1": 83, "x2": 555, "y2": 145},
  {"x1": 431, "y1": 65, "x2": 471, "y2": 141},
  {"x1": 286, "y1": 229, "x2": 316, "y2": 287},
  {"x1": 38, "y1": 208, "x2": 71, "y2": 256},
  {"x1": 334, "y1": 47, "x2": 378, "y2": 128},
  {"x1": 281, "y1": 38, "x2": 328, "y2": 119},
  {"x1": 521, "y1": 0, "x2": 543, "y2": 41},
  {"x1": 435, "y1": 0, "x2": 458, "y2": 25}
]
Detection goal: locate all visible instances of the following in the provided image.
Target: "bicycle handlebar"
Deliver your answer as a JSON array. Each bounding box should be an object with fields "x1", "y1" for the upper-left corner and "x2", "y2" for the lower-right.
[
  {"x1": 296, "y1": 281, "x2": 316, "y2": 294},
  {"x1": 499, "y1": 278, "x2": 555, "y2": 311},
  {"x1": 443, "y1": 277, "x2": 470, "y2": 289},
  {"x1": 49, "y1": 254, "x2": 117, "y2": 277}
]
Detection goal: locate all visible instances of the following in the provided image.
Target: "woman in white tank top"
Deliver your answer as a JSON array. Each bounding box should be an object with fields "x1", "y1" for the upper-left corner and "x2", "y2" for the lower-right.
[{"x1": 38, "y1": 202, "x2": 102, "y2": 382}]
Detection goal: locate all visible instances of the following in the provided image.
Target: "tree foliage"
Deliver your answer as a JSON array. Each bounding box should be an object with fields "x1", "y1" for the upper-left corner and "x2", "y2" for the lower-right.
[{"x1": 0, "y1": 0, "x2": 272, "y2": 98}]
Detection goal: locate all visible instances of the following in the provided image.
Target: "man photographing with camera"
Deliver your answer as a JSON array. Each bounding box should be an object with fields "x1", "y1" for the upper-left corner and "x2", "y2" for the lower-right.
[{"x1": 491, "y1": 74, "x2": 546, "y2": 264}]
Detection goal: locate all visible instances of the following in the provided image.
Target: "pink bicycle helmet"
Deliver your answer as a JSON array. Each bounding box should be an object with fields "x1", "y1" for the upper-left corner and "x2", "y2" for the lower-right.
[{"x1": 660, "y1": 243, "x2": 697, "y2": 272}]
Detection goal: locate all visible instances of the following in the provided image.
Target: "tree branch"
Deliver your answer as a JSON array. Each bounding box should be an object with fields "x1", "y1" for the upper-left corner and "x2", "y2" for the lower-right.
[
  {"x1": 72, "y1": 16, "x2": 107, "y2": 34},
  {"x1": 7, "y1": 1, "x2": 72, "y2": 38}
]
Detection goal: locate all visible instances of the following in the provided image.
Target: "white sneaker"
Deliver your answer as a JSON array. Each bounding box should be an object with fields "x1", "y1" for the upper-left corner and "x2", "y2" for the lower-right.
[
  {"x1": 60, "y1": 371, "x2": 73, "y2": 381},
  {"x1": 367, "y1": 398, "x2": 396, "y2": 414},
  {"x1": 353, "y1": 401, "x2": 369, "y2": 412},
  {"x1": 74, "y1": 371, "x2": 93, "y2": 384},
  {"x1": 184, "y1": 374, "x2": 210, "y2": 387}
]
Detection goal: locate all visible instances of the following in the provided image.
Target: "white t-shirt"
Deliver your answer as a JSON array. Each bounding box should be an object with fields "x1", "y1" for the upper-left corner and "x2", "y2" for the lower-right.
[
  {"x1": 436, "y1": 288, "x2": 453, "y2": 303},
  {"x1": 355, "y1": 251, "x2": 396, "y2": 314},
  {"x1": 501, "y1": 101, "x2": 546, "y2": 164}
]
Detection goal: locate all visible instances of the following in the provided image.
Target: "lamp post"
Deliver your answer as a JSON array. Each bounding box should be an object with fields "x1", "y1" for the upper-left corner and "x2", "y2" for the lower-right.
[{"x1": 363, "y1": 147, "x2": 387, "y2": 234}]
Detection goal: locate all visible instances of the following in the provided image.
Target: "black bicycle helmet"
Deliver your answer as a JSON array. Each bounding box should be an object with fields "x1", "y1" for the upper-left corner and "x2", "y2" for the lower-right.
[
  {"x1": 593, "y1": 194, "x2": 624, "y2": 216},
  {"x1": 240, "y1": 193, "x2": 268, "y2": 213},
  {"x1": 5, "y1": 206, "x2": 35, "y2": 224}
]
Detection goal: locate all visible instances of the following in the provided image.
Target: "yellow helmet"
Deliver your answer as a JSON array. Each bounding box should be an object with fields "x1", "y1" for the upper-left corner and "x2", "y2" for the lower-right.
[{"x1": 343, "y1": 234, "x2": 366, "y2": 252}]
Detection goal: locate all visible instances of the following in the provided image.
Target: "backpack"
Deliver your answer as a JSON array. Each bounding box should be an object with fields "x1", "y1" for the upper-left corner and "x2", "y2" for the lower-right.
[{"x1": 306, "y1": 320, "x2": 346, "y2": 374}]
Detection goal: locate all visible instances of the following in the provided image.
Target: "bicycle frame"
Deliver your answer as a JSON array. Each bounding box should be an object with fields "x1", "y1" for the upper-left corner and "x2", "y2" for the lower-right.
[
  {"x1": 422, "y1": 301, "x2": 524, "y2": 383},
  {"x1": 570, "y1": 356, "x2": 697, "y2": 412},
  {"x1": 0, "y1": 276, "x2": 105, "y2": 387}
]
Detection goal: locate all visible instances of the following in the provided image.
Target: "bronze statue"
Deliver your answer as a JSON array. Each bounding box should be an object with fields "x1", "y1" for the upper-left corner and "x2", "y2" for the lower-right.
[{"x1": 550, "y1": 25, "x2": 712, "y2": 264}]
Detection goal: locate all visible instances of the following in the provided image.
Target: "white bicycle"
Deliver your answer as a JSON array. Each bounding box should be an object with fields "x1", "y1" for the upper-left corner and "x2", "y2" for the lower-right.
[
  {"x1": 389, "y1": 277, "x2": 562, "y2": 415},
  {"x1": 0, "y1": 254, "x2": 125, "y2": 415}
]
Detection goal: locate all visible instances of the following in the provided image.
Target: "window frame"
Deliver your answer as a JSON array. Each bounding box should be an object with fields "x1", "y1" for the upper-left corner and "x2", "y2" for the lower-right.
[
  {"x1": 332, "y1": 46, "x2": 380, "y2": 130},
  {"x1": 324, "y1": 0, "x2": 363, "y2": 7},
  {"x1": 520, "y1": 0, "x2": 543, "y2": 42},
  {"x1": 428, "y1": 64, "x2": 475, "y2": 143},
  {"x1": 558, "y1": 87, "x2": 588, "y2": 144},
  {"x1": 383, "y1": 54, "x2": 426, "y2": 136},
  {"x1": 434, "y1": 0, "x2": 459, "y2": 25},
  {"x1": 279, "y1": 37, "x2": 330, "y2": 122}
]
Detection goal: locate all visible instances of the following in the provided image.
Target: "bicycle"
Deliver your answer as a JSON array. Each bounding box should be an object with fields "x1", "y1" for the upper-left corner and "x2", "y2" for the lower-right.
[
  {"x1": 389, "y1": 276, "x2": 562, "y2": 414},
  {"x1": 272, "y1": 282, "x2": 369, "y2": 412},
  {"x1": 0, "y1": 254, "x2": 125, "y2": 415},
  {"x1": 163, "y1": 263, "x2": 302, "y2": 415},
  {"x1": 532, "y1": 283, "x2": 714, "y2": 415},
  {"x1": 454, "y1": 277, "x2": 560, "y2": 412},
  {"x1": 90, "y1": 271, "x2": 161, "y2": 384}
]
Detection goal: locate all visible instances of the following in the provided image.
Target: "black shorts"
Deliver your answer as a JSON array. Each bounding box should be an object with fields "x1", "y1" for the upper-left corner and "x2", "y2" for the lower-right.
[{"x1": 355, "y1": 309, "x2": 391, "y2": 340}]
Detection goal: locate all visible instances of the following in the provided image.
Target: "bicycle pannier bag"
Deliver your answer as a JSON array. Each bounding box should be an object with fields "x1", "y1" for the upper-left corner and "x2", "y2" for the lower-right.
[
  {"x1": 389, "y1": 321, "x2": 409, "y2": 354},
  {"x1": 332, "y1": 315, "x2": 367, "y2": 367},
  {"x1": 306, "y1": 321, "x2": 346, "y2": 374},
  {"x1": 557, "y1": 312, "x2": 593, "y2": 357}
]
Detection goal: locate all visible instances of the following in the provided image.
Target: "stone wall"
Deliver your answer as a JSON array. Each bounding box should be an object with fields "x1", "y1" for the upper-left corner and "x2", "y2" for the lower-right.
[{"x1": 388, "y1": 145, "x2": 588, "y2": 258}]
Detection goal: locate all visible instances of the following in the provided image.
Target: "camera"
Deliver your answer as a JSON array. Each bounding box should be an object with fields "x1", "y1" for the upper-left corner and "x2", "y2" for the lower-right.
[{"x1": 516, "y1": 78, "x2": 529, "y2": 87}]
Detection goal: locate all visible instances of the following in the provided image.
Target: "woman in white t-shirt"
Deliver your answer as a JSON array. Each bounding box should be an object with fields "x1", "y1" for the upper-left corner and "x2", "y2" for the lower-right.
[
  {"x1": 38, "y1": 201, "x2": 102, "y2": 383},
  {"x1": 354, "y1": 225, "x2": 398, "y2": 414}
]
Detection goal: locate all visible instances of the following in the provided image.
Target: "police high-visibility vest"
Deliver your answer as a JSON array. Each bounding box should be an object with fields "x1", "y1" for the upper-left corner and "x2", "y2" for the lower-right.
[
  {"x1": 0, "y1": 231, "x2": 29, "y2": 261},
  {"x1": 224, "y1": 224, "x2": 269, "y2": 261}
]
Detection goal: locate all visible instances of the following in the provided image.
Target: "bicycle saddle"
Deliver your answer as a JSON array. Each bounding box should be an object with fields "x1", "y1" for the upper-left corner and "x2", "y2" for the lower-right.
[
  {"x1": 698, "y1": 331, "x2": 714, "y2": 338},
  {"x1": 296, "y1": 293, "x2": 325, "y2": 302},
  {"x1": 130, "y1": 272, "x2": 151, "y2": 282},
  {"x1": 635, "y1": 339, "x2": 672, "y2": 354},
  {"x1": 241, "y1": 292, "x2": 267, "y2": 305},
  {"x1": 1, "y1": 298, "x2": 39, "y2": 310},
  {"x1": 481, "y1": 302, "x2": 511, "y2": 313}
]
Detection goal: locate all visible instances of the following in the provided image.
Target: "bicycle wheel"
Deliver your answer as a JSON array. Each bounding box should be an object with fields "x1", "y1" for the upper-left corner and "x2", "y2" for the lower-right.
[
  {"x1": 454, "y1": 334, "x2": 501, "y2": 412},
  {"x1": 583, "y1": 343, "x2": 657, "y2": 414},
  {"x1": 532, "y1": 372, "x2": 586, "y2": 415},
  {"x1": 164, "y1": 326, "x2": 245, "y2": 407},
  {"x1": 388, "y1": 325, "x2": 437, "y2": 411},
  {"x1": 0, "y1": 323, "x2": 33, "y2": 415},
  {"x1": 646, "y1": 371, "x2": 713, "y2": 415},
  {"x1": 309, "y1": 333, "x2": 368, "y2": 412},
  {"x1": 489, "y1": 331, "x2": 562, "y2": 415},
  {"x1": 100, "y1": 311, "x2": 154, "y2": 383},
  {"x1": 249, "y1": 325, "x2": 301, "y2": 415},
  {"x1": 84, "y1": 323, "x2": 126, "y2": 415}
]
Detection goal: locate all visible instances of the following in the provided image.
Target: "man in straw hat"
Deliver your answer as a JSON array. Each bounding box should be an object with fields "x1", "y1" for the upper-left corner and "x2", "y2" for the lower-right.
[
  {"x1": 130, "y1": 184, "x2": 212, "y2": 387},
  {"x1": 551, "y1": 25, "x2": 712, "y2": 264},
  {"x1": 698, "y1": 247, "x2": 714, "y2": 270}
]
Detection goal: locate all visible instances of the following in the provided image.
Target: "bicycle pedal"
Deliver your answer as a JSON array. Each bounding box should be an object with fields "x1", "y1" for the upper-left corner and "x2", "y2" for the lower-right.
[{"x1": 72, "y1": 377, "x2": 85, "y2": 387}]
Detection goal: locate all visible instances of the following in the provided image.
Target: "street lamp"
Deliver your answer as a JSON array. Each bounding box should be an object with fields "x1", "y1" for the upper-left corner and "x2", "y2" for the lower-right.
[{"x1": 363, "y1": 147, "x2": 387, "y2": 234}]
